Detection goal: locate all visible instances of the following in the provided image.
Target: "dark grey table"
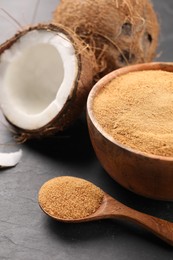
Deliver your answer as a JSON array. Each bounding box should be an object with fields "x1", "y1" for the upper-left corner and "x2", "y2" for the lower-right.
[{"x1": 0, "y1": 1, "x2": 173, "y2": 259}]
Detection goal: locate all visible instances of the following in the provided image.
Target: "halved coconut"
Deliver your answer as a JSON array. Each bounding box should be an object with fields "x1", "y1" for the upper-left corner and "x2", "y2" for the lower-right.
[{"x1": 0, "y1": 24, "x2": 94, "y2": 141}]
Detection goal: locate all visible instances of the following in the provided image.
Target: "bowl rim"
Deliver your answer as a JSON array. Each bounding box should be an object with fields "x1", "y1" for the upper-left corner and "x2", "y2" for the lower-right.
[{"x1": 87, "y1": 61, "x2": 173, "y2": 162}]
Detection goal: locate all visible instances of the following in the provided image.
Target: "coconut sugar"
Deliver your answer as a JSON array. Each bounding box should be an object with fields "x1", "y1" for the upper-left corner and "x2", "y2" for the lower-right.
[
  {"x1": 93, "y1": 70, "x2": 173, "y2": 157},
  {"x1": 38, "y1": 176, "x2": 104, "y2": 220}
]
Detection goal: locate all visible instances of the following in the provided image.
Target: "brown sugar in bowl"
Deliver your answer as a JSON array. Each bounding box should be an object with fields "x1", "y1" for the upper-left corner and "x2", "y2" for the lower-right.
[{"x1": 87, "y1": 62, "x2": 173, "y2": 201}]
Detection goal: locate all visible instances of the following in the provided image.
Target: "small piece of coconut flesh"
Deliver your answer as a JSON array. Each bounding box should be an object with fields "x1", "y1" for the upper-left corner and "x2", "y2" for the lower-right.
[
  {"x1": 0, "y1": 30, "x2": 77, "y2": 130},
  {"x1": 0, "y1": 149, "x2": 22, "y2": 168}
]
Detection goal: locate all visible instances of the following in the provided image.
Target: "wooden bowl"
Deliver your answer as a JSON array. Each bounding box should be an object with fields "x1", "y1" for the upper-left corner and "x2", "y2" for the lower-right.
[{"x1": 87, "y1": 62, "x2": 173, "y2": 201}]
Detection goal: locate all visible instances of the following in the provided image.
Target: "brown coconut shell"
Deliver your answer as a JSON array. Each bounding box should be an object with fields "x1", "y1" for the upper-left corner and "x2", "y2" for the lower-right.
[
  {"x1": 53, "y1": 0, "x2": 159, "y2": 80},
  {"x1": 0, "y1": 24, "x2": 95, "y2": 142}
]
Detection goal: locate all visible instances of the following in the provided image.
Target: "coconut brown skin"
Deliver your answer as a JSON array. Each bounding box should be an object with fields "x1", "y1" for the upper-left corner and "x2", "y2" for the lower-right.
[
  {"x1": 53, "y1": 0, "x2": 159, "y2": 79},
  {"x1": 0, "y1": 24, "x2": 95, "y2": 141}
]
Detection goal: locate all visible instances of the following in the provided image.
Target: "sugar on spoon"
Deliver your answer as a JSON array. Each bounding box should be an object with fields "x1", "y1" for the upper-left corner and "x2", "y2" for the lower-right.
[{"x1": 38, "y1": 176, "x2": 173, "y2": 246}]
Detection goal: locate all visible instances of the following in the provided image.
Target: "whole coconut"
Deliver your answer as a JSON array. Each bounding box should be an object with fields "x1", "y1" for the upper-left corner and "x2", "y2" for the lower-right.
[{"x1": 53, "y1": 0, "x2": 159, "y2": 79}]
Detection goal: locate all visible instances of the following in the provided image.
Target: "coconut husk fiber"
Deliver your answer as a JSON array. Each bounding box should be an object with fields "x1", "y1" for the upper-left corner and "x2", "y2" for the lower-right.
[{"x1": 53, "y1": 0, "x2": 159, "y2": 80}]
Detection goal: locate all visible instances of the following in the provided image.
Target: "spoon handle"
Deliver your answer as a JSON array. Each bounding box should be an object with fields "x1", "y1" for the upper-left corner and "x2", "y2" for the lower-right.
[{"x1": 104, "y1": 195, "x2": 173, "y2": 246}]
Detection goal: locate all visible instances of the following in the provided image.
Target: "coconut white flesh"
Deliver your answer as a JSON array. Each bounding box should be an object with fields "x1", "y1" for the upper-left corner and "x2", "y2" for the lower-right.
[
  {"x1": 0, "y1": 30, "x2": 78, "y2": 130},
  {"x1": 0, "y1": 149, "x2": 22, "y2": 168}
]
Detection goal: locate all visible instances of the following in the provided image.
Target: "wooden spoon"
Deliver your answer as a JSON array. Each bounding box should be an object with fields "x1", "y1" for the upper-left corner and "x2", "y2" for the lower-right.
[{"x1": 39, "y1": 190, "x2": 173, "y2": 247}]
